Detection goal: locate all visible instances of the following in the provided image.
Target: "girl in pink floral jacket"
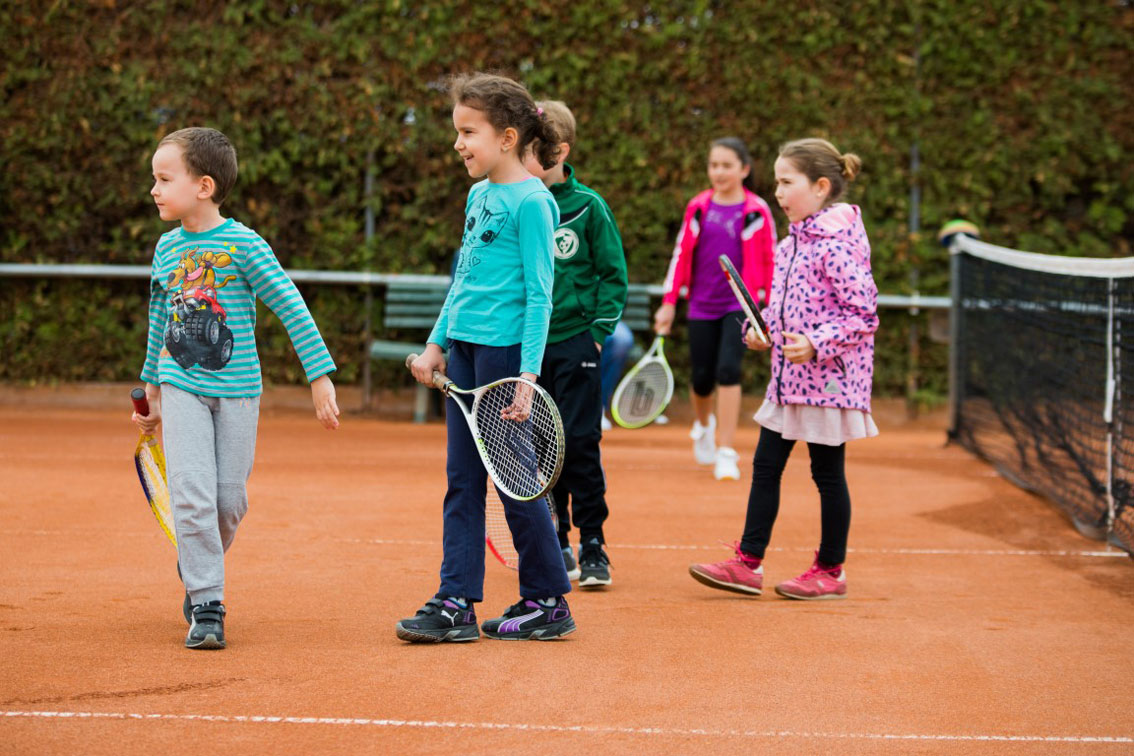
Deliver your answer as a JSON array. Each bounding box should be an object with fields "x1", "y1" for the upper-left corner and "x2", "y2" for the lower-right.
[{"x1": 689, "y1": 138, "x2": 878, "y2": 601}]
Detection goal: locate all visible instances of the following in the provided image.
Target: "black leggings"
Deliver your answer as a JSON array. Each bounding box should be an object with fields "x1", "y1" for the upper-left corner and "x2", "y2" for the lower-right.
[
  {"x1": 687, "y1": 311, "x2": 746, "y2": 397},
  {"x1": 739, "y1": 426, "x2": 851, "y2": 565}
]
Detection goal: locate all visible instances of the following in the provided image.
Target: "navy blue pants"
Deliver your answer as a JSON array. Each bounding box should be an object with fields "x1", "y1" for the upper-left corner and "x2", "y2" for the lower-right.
[{"x1": 439, "y1": 340, "x2": 572, "y2": 602}]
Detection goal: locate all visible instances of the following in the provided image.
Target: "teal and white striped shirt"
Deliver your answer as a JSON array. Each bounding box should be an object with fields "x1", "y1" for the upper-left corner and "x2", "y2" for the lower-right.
[{"x1": 140, "y1": 218, "x2": 335, "y2": 397}]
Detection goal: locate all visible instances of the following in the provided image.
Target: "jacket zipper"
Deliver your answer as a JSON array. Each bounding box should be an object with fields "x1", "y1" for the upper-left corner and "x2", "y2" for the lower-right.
[{"x1": 778, "y1": 231, "x2": 800, "y2": 405}]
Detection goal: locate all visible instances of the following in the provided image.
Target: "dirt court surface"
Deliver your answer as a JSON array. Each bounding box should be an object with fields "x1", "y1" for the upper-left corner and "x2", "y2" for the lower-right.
[{"x1": 1, "y1": 385, "x2": 1132, "y2": 755}]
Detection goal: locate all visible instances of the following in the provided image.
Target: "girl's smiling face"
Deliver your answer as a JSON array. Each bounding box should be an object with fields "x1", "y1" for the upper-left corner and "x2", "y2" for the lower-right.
[
  {"x1": 774, "y1": 156, "x2": 828, "y2": 224},
  {"x1": 452, "y1": 103, "x2": 510, "y2": 180}
]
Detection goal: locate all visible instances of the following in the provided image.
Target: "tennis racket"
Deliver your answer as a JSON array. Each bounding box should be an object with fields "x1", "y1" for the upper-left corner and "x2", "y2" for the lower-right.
[
  {"x1": 719, "y1": 255, "x2": 771, "y2": 345},
  {"x1": 486, "y1": 482, "x2": 558, "y2": 570},
  {"x1": 610, "y1": 335, "x2": 675, "y2": 429},
  {"x1": 405, "y1": 354, "x2": 565, "y2": 501},
  {"x1": 130, "y1": 388, "x2": 177, "y2": 546}
]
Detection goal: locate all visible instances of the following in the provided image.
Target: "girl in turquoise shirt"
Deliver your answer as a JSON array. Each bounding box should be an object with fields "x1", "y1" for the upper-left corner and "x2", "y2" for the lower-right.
[{"x1": 398, "y1": 73, "x2": 575, "y2": 643}]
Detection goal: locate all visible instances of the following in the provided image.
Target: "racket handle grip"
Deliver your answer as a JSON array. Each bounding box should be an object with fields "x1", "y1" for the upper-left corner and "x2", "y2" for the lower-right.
[
  {"x1": 131, "y1": 387, "x2": 150, "y2": 416},
  {"x1": 405, "y1": 353, "x2": 418, "y2": 369}
]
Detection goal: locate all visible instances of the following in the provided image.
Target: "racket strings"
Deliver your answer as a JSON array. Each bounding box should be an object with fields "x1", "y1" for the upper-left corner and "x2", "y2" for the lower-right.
[
  {"x1": 134, "y1": 441, "x2": 176, "y2": 545},
  {"x1": 485, "y1": 484, "x2": 557, "y2": 570},
  {"x1": 614, "y1": 361, "x2": 672, "y2": 426},
  {"x1": 474, "y1": 382, "x2": 563, "y2": 500}
]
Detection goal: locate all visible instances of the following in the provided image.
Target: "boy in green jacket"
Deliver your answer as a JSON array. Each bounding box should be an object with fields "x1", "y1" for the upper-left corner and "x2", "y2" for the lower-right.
[{"x1": 524, "y1": 100, "x2": 629, "y2": 588}]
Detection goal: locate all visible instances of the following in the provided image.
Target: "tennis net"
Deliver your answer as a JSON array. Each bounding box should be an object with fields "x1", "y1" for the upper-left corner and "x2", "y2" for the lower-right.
[{"x1": 947, "y1": 234, "x2": 1134, "y2": 555}]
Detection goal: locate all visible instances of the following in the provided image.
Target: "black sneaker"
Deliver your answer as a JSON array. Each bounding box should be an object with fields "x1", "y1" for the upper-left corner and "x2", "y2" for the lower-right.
[
  {"x1": 481, "y1": 598, "x2": 576, "y2": 640},
  {"x1": 396, "y1": 597, "x2": 479, "y2": 643},
  {"x1": 185, "y1": 601, "x2": 226, "y2": 650},
  {"x1": 562, "y1": 546, "x2": 581, "y2": 581},
  {"x1": 578, "y1": 537, "x2": 612, "y2": 588}
]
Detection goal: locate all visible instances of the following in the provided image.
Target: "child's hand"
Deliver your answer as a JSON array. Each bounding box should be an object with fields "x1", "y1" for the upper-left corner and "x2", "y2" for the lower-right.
[
  {"x1": 744, "y1": 327, "x2": 771, "y2": 351},
  {"x1": 131, "y1": 384, "x2": 161, "y2": 434},
  {"x1": 410, "y1": 344, "x2": 447, "y2": 387},
  {"x1": 653, "y1": 303, "x2": 675, "y2": 336},
  {"x1": 502, "y1": 372, "x2": 539, "y2": 422},
  {"x1": 782, "y1": 332, "x2": 816, "y2": 364},
  {"x1": 311, "y1": 374, "x2": 340, "y2": 430}
]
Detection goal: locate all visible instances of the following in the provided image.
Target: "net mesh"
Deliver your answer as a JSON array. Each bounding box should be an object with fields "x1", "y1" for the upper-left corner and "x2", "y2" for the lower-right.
[
  {"x1": 472, "y1": 379, "x2": 564, "y2": 501},
  {"x1": 613, "y1": 360, "x2": 674, "y2": 428},
  {"x1": 485, "y1": 484, "x2": 558, "y2": 570},
  {"x1": 134, "y1": 436, "x2": 177, "y2": 546},
  {"x1": 952, "y1": 247, "x2": 1134, "y2": 553}
]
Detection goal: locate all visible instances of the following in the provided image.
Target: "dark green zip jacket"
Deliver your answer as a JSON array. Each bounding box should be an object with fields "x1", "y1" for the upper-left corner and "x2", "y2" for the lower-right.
[{"x1": 546, "y1": 164, "x2": 629, "y2": 345}]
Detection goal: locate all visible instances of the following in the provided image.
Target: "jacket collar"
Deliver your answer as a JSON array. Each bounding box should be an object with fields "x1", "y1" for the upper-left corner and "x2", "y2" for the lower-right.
[
  {"x1": 790, "y1": 203, "x2": 860, "y2": 240},
  {"x1": 548, "y1": 163, "x2": 578, "y2": 198}
]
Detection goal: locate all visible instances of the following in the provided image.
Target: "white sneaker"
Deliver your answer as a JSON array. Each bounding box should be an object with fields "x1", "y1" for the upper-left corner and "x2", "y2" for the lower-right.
[
  {"x1": 690, "y1": 415, "x2": 717, "y2": 465},
  {"x1": 601, "y1": 414, "x2": 612, "y2": 432},
  {"x1": 714, "y1": 447, "x2": 741, "y2": 481}
]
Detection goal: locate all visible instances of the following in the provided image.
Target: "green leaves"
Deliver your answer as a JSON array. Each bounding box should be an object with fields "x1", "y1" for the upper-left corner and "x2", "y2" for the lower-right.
[{"x1": 1, "y1": 0, "x2": 1131, "y2": 390}]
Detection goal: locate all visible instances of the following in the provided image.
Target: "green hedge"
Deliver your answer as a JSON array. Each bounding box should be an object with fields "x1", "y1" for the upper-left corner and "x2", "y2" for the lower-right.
[{"x1": 2, "y1": 1, "x2": 1131, "y2": 392}]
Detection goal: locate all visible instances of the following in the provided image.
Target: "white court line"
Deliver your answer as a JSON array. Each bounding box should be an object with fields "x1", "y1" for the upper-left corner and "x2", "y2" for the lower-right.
[
  {"x1": 0, "y1": 529, "x2": 1128, "y2": 558},
  {"x1": 2, "y1": 711, "x2": 1131, "y2": 744}
]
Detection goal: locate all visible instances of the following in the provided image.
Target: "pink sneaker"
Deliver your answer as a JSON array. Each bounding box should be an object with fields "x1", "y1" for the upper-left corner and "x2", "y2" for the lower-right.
[
  {"x1": 688, "y1": 544, "x2": 763, "y2": 595},
  {"x1": 774, "y1": 555, "x2": 847, "y2": 600}
]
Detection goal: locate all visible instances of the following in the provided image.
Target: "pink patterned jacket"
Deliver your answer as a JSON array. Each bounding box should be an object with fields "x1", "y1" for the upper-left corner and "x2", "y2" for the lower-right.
[{"x1": 761, "y1": 203, "x2": 879, "y2": 412}]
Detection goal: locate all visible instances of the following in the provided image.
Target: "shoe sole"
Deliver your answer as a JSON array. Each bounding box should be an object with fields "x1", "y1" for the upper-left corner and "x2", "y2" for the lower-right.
[
  {"x1": 185, "y1": 633, "x2": 225, "y2": 650},
  {"x1": 714, "y1": 472, "x2": 741, "y2": 481},
  {"x1": 395, "y1": 623, "x2": 479, "y2": 643},
  {"x1": 688, "y1": 566, "x2": 762, "y2": 595},
  {"x1": 578, "y1": 575, "x2": 611, "y2": 588},
  {"x1": 774, "y1": 586, "x2": 846, "y2": 600},
  {"x1": 566, "y1": 567, "x2": 582, "y2": 581},
  {"x1": 482, "y1": 618, "x2": 576, "y2": 641}
]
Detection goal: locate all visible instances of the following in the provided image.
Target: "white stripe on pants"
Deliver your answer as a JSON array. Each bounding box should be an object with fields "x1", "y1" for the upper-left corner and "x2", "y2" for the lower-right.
[{"x1": 161, "y1": 383, "x2": 259, "y2": 605}]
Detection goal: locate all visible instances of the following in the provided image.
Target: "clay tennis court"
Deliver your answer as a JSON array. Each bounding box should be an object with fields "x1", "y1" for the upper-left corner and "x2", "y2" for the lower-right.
[{"x1": 2, "y1": 386, "x2": 1132, "y2": 754}]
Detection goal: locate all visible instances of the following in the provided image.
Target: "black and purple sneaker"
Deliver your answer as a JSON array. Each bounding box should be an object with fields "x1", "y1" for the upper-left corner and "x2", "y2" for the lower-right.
[
  {"x1": 396, "y1": 597, "x2": 479, "y2": 643},
  {"x1": 481, "y1": 597, "x2": 576, "y2": 640}
]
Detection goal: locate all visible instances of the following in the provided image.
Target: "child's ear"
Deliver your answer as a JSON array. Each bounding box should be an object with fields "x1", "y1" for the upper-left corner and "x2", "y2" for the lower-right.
[
  {"x1": 500, "y1": 126, "x2": 519, "y2": 152},
  {"x1": 558, "y1": 142, "x2": 571, "y2": 164},
  {"x1": 815, "y1": 176, "x2": 831, "y2": 200},
  {"x1": 197, "y1": 175, "x2": 217, "y2": 202}
]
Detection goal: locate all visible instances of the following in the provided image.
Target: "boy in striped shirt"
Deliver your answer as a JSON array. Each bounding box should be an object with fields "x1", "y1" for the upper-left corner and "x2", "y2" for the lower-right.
[{"x1": 133, "y1": 127, "x2": 339, "y2": 650}]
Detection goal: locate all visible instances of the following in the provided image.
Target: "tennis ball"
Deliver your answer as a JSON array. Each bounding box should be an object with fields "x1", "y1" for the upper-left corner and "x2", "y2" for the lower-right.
[{"x1": 937, "y1": 219, "x2": 981, "y2": 248}]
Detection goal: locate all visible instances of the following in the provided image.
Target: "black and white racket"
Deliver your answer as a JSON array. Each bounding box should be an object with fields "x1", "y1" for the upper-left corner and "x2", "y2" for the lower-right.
[
  {"x1": 406, "y1": 354, "x2": 565, "y2": 501},
  {"x1": 719, "y1": 254, "x2": 771, "y2": 345},
  {"x1": 610, "y1": 336, "x2": 674, "y2": 429}
]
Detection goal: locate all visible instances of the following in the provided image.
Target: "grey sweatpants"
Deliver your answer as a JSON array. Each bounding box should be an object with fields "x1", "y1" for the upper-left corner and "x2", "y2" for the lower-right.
[{"x1": 161, "y1": 383, "x2": 259, "y2": 605}]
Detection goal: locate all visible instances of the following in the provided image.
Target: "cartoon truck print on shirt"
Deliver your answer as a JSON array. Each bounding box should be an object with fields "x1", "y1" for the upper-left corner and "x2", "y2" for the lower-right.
[{"x1": 164, "y1": 246, "x2": 237, "y2": 371}]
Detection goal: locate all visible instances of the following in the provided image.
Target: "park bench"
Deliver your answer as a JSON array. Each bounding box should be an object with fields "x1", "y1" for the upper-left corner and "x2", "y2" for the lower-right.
[{"x1": 369, "y1": 280, "x2": 653, "y2": 422}]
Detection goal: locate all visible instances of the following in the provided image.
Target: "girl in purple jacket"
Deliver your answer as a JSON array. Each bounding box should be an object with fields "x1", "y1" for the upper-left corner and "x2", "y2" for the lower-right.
[{"x1": 689, "y1": 138, "x2": 879, "y2": 600}]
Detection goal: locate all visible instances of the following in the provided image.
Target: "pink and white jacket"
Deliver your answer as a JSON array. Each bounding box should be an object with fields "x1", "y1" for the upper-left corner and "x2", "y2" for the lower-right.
[
  {"x1": 761, "y1": 203, "x2": 879, "y2": 412},
  {"x1": 662, "y1": 188, "x2": 776, "y2": 306}
]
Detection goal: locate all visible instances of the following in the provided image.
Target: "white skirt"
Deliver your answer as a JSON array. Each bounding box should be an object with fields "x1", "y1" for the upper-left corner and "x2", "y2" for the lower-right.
[{"x1": 754, "y1": 399, "x2": 879, "y2": 447}]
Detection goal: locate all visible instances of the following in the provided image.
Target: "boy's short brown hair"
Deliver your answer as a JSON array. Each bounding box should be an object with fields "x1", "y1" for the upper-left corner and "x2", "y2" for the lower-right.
[
  {"x1": 159, "y1": 127, "x2": 238, "y2": 206},
  {"x1": 534, "y1": 100, "x2": 576, "y2": 149}
]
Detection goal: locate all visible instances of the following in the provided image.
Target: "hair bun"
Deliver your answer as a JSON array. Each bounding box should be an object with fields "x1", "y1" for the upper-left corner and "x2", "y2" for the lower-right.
[{"x1": 841, "y1": 152, "x2": 862, "y2": 181}]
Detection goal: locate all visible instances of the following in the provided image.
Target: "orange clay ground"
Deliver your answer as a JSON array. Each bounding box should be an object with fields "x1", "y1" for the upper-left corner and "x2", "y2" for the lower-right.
[{"x1": 1, "y1": 384, "x2": 1132, "y2": 755}]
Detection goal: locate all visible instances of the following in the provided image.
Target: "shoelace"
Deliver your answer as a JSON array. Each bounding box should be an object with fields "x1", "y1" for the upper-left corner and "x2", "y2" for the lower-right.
[
  {"x1": 716, "y1": 540, "x2": 759, "y2": 568},
  {"x1": 579, "y1": 543, "x2": 609, "y2": 567}
]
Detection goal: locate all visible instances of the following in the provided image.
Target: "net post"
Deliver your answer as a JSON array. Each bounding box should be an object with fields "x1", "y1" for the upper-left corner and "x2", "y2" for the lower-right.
[{"x1": 946, "y1": 243, "x2": 963, "y2": 440}]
